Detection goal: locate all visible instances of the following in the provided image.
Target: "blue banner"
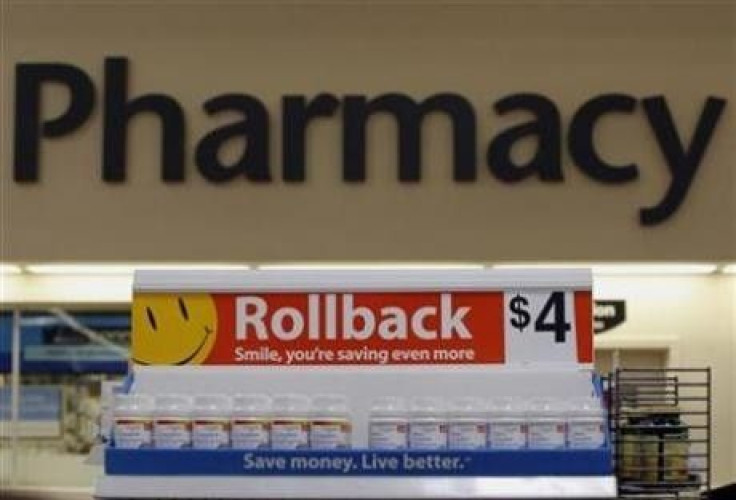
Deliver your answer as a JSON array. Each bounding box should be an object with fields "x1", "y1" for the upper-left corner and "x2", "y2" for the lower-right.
[
  {"x1": 106, "y1": 448, "x2": 613, "y2": 476},
  {"x1": 0, "y1": 311, "x2": 130, "y2": 373},
  {"x1": 0, "y1": 386, "x2": 61, "y2": 421}
]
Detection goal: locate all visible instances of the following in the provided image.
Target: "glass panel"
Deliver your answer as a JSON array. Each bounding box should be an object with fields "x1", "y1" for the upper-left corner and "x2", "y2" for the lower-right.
[{"x1": 1, "y1": 310, "x2": 129, "y2": 489}]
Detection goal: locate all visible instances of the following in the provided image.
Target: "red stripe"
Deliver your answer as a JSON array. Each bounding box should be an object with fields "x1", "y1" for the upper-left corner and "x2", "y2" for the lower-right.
[{"x1": 575, "y1": 291, "x2": 593, "y2": 363}]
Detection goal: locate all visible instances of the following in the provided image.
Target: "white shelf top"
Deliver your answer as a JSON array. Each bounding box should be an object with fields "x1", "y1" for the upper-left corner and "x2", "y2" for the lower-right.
[
  {"x1": 133, "y1": 269, "x2": 592, "y2": 292},
  {"x1": 95, "y1": 475, "x2": 617, "y2": 499}
]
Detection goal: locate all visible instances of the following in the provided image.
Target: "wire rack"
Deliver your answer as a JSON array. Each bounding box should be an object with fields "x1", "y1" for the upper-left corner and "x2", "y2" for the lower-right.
[{"x1": 609, "y1": 368, "x2": 711, "y2": 500}]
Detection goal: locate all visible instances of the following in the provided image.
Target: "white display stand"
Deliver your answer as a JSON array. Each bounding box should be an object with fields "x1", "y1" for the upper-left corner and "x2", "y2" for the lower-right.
[
  {"x1": 96, "y1": 475, "x2": 617, "y2": 499},
  {"x1": 95, "y1": 269, "x2": 616, "y2": 499}
]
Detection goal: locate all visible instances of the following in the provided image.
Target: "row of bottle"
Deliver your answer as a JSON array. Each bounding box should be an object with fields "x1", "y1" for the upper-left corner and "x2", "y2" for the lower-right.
[
  {"x1": 114, "y1": 393, "x2": 348, "y2": 449},
  {"x1": 113, "y1": 393, "x2": 607, "y2": 450},
  {"x1": 371, "y1": 396, "x2": 607, "y2": 450}
]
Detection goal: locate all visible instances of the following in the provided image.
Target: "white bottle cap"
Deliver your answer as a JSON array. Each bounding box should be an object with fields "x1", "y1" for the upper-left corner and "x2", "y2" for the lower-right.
[
  {"x1": 371, "y1": 396, "x2": 408, "y2": 417},
  {"x1": 568, "y1": 397, "x2": 605, "y2": 417},
  {"x1": 155, "y1": 394, "x2": 193, "y2": 417},
  {"x1": 311, "y1": 394, "x2": 349, "y2": 417},
  {"x1": 448, "y1": 397, "x2": 486, "y2": 419},
  {"x1": 102, "y1": 382, "x2": 124, "y2": 408},
  {"x1": 193, "y1": 394, "x2": 232, "y2": 417},
  {"x1": 410, "y1": 397, "x2": 446, "y2": 418},
  {"x1": 114, "y1": 394, "x2": 154, "y2": 417},
  {"x1": 488, "y1": 397, "x2": 527, "y2": 418},
  {"x1": 232, "y1": 394, "x2": 271, "y2": 416},
  {"x1": 527, "y1": 397, "x2": 566, "y2": 418},
  {"x1": 271, "y1": 394, "x2": 311, "y2": 416}
]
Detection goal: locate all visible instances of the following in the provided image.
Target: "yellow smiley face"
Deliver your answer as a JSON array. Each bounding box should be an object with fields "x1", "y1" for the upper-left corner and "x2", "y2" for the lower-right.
[{"x1": 131, "y1": 294, "x2": 217, "y2": 365}]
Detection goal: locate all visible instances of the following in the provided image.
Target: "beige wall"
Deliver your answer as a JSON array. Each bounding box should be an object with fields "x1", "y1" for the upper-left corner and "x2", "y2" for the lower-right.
[
  {"x1": 732, "y1": 275, "x2": 736, "y2": 483},
  {"x1": 2, "y1": 1, "x2": 735, "y2": 262}
]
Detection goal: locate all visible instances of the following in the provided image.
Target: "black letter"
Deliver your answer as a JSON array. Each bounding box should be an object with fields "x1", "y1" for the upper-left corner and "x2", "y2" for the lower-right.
[
  {"x1": 195, "y1": 94, "x2": 270, "y2": 182},
  {"x1": 640, "y1": 96, "x2": 726, "y2": 225},
  {"x1": 487, "y1": 93, "x2": 561, "y2": 182},
  {"x1": 282, "y1": 94, "x2": 339, "y2": 181},
  {"x1": 343, "y1": 93, "x2": 476, "y2": 182},
  {"x1": 14, "y1": 63, "x2": 95, "y2": 182},
  {"x1": 103, "y1": 57, "x2": 186, "y2": 182},
  {"x1": 569, "y1": 93, "x2": 638, "y2": 183}
]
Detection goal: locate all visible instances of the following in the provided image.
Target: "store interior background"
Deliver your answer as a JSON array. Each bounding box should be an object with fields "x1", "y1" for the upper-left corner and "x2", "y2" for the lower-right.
[
  {"x1": 2, "y1": 0, "x2": 735, "y2": 494},
  {"x1": 2, "y1": 264, "x2": 735, "y2": 490}
]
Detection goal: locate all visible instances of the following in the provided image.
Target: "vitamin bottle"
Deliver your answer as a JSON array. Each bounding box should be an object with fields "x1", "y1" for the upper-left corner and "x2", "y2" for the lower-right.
[
  {"x1": 527, "y1": 398, "x2": 567, "y2": 449},
  {"x1": 270, "y1": 394, "x2": 310, "y2": 449},
  {"x1": 113, "y1": 394, "x2": 153, "y2": 449},
  {"x1": 231, "y1": 394, "x2": 271, "y2": 449},
  {"x1": 368, "y1": 396, "x2": 409, "y2": 450},
  {"x1": 153, "y1": 394, "x2": 193, "y2": 449},
  {"x1": 192, "y1": 394, "x2": 231, "y2": 449},
  {"x1": 448, "y1": 397, "x2": 487, "y2": 450},
  {"x1": 487, "y1": 397, "x2": 528, "y2": 449},
  {"x1": 101, "y1": 383, "x2": 124, "y2": 446},
  {"x1": 408, "y1": 397, "x2": 448, "y2": 450},
  {"x1": 566, "y1": 398, "x2": 607, "y2": 449},
  {"x1": 309, "y1": 394, "x2": 352, "y2": 449}
]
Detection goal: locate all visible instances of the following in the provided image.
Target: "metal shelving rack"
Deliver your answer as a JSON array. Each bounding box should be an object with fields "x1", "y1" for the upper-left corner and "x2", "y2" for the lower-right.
[{"x1": 609, "y1": 368, "x2": 711, "y2": 499}]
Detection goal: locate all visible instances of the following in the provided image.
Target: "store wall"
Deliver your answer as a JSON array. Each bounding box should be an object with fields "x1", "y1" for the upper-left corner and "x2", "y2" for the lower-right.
[
  {"x1": 2, "y1": 1, "x2": 735, "y2": 262},
  {"x1": 0, "y1": 447, "x2": 98, "y2": 488},
  {"x1": 732, "y1": 276, "x2": 736, "y2": 481},
  {"x1": 595, "y1": 275, "x2": 736, "y2": 485}
]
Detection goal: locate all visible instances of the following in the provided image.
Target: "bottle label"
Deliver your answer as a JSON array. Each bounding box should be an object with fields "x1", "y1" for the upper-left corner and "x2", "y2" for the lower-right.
[
  {"x1": 448, "y1": 421, "x2": 487, "y2": 449},
  {"x1": 409, "y1": 421, "x2": 448, "y2": 449},
  {"x1": 192, "y1": 419, "x2": 230, "y2": 449},
  {"x1": 231, "y1": 419, "x2": 270, "y2": 449},
  {"x1": 528, "y1": 421, "x2": 566, "y2": 449},
  {"x1": 271, "y1": 420, "x2": 309, "y2": 449},
  {"x1": 488, "y1": 421, "x2": 527, "y2": 449},
  {"x1": 567, "y1": 421, "x2": 606, "y2": 449},
  {"x1": 114, "y1": 418, "x2": 152, "y2": 449},
  {"x1": 154, "y1": 419, "x2": 192, "y2": 449},
  {"x1": 310, "y1": 420, "x2": 351, "y2": 449},
  {"x1": 369, "y1": 421, "x2": 408, "y2": 450}
]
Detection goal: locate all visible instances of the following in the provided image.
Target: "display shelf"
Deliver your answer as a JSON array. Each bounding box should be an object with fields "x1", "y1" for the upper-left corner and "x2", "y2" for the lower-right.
[
  {"x1": 95, "y1": 475, "x2": 617, "y2": 499},
  {"x1": 610, "y1": 368, "x2": 711, "y2": 499},
  {"x1": 96, "y1": 448, "x2": 617, "y2": 499},
  {"x1": 94, "y1": 269, "x2": 615, "y2": 499},
  {"x1": 133, "y1": 269, "x2": 593, "y2": 292}
]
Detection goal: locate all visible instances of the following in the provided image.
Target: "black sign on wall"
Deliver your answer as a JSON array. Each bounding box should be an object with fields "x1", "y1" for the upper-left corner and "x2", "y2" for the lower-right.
[
  {"x1": 11, "y1": 57, "x2": 729, "y2": 226},
  {"x1": 594, "y1": 300, "x2": 626, "y2": 334}
]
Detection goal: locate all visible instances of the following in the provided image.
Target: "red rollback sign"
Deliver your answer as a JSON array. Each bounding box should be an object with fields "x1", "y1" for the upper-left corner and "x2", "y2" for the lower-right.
[{"x1": 131, "y1": 290, "x2": 592, "y2": 366}]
